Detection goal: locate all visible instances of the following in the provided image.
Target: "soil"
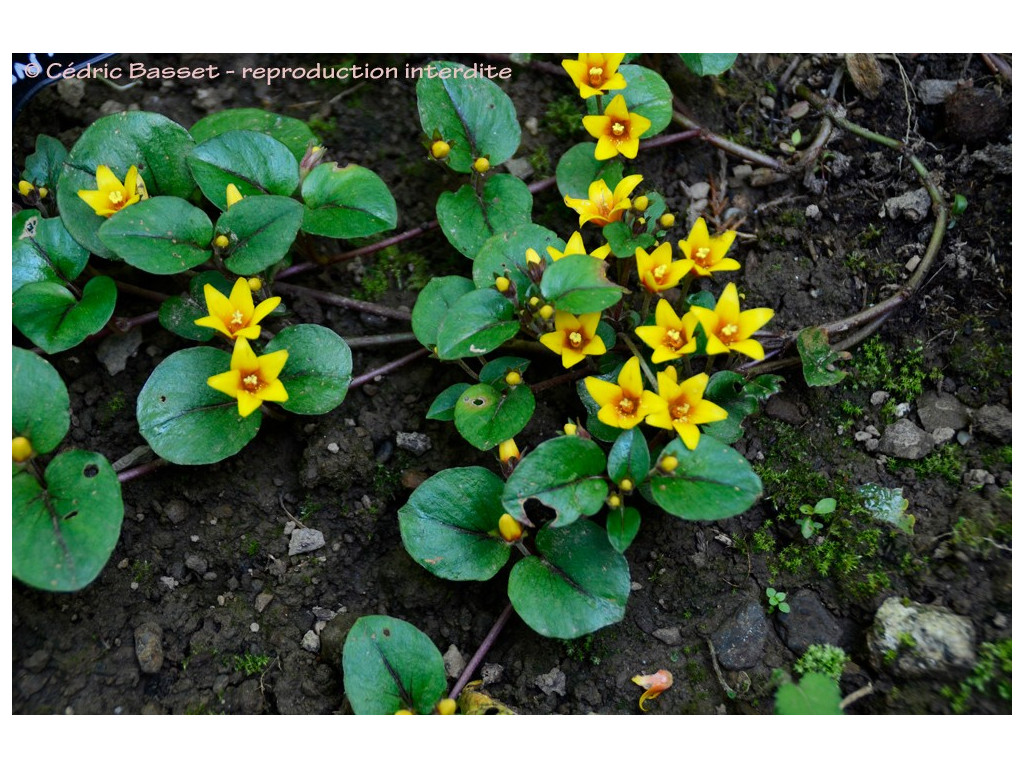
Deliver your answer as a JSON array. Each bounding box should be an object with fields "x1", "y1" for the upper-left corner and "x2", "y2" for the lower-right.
[{"x1": 11, "y1": 53, "x2": 1012, "y2": 716}]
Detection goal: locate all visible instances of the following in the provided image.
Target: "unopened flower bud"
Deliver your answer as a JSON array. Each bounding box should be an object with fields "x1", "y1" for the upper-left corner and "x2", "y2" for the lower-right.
[
  {"x1": 394, "y1": 709, "x2": 415, "y2": 715},
  {"x1": 525, "y1": 248, "x2": 541, "y2": 265},
  {"x1": 498, "y1": 438, "x2": 520, "y2": 464},
  {"x1": 495, "y1": 276, "x2": 511, "y2": 293},
  {"x1": 505, "y1": 371, "x2": 522, "y2": 387},
  {"x1": 38, "y1": 187, "x2": 49, "y2": 199},
  {"x1": 620, "y1": 478, "x2": 634, "y2": 492},
  {"x1": 436, "y1": 698, "x2": 457, "y2": 715},
  {"x1": 563, "y1": 422, "x2": 578, "y2": 436},
  {"x1": 498, "y1": 513, "x2": 524, "y2": 542},
  {"x1": 226, "y1": 183, "x2": 243, "y2": 208},
  {"x1": 18, "y1": 180, "x2": 34, "y2": 197},
  {"x1": 13, "y1": 436, "x2": 33, "y2": 462},
  {"x1": 607, "y1": 493, "x2": 622, "y2": 509},
  {"x1": 659, "y1": 213, "x2": 675, "y2": 228},
  {"x1": 636, "y1": 217, "x2": 646, "y2": 226},
  {"x1": 430, "y1": 140, "x2": 451, "y2": 160},
  {"x1": 214, "y1": 234, "x2": 230, "y2": 249},
  {"x1": 300, "y1": 143, "x2": 327, "y2": 179},
  {"x1": 633, "y1": 195, "x2": 649, "y2": 212},
  {"x1": 538, "y1": 304, "x2": 554, "y2": 321},
  {"x1": 473, "y1": 156, "x2": 490, "y2": 173},
  {"x1": 247, "y1": 276, "x2": 263, "y2": 292},
  {"x1": 528, "y1": 296, "x2": 541, "y2": 308},
  {"x1": 659, "y1": 455, "x2": 679, "y2": 473}
]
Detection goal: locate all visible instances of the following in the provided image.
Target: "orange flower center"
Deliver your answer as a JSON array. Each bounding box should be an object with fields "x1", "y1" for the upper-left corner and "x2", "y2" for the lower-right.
[
  {"x1": 618, "y1": 396, "x2": 638, "y2": 416},
  {"x1": 588, "y1": 66, "x2": 604, "y2": 86},
  {"x1": 665, "y1": 328, "x2": 683, "y2": 349},
  {"x1": 229, "y1": 309, "x2": 246, "y2": 330},
  {"x1": 568, "y1": 330, "x2": 583, "y2": 349},
  {"x1": 670, "y1": 402, "x2": 692, "y2": 423},
  {"x1": 242, "y1": 372, "x2": 263, "y2": 394},
  {"x1": 108, "y1": 190, "x2": 126, "y2": 209},
  {"x1": 693, "y1": 247, "x2": 711, "y2": 267},
  {"x1": 611, "y1": 120, "x2": 627, "y2": 137},
  {"x1": 653, "y1": 264, "x2": 668, "y2": 281},
  {"x1": 720, "y1": 323, "x2": 739, "y2": 344}
]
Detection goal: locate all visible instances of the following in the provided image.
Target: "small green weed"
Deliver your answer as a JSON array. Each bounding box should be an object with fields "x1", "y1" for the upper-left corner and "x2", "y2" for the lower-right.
[
  {"x1": 232, "y1": 653, "x2": 271, "y2": 676},
  {"x1": 794, "y1": 644, "x2": 849, "y2": 682},
  {"x1": 943, "y1": 639, "x2": 1012, "y2": 713}
]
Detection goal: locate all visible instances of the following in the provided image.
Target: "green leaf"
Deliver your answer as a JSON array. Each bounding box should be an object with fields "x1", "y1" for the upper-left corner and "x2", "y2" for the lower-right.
[
  {"x1": 137, "y1": 347, "x2": 261, "y2": 465},
  {"x1": 397, "y1": 466, "x2": 510, "y2": 581},
  {"x1": 436, "y1": 175, "x2": 533, "y2": 259},
  {"x1": 12, "y1": 275, "x2": 117, "y2": 354},
  {"x1": 264, "y1": 324, "x2": 352, "y2": 415},
  {"x1": 426, "y1": 382, "x2": 472, "y2": 421},
  {"x1": 190, "y1": 108, "x2": 317, "y2": 163},
  {"x1": 797, "y1": 326, "x2": 851, "y2": 386},
  {"x1": 342, "y1": 616, "x2": 448, "y2": 715},
  {"x1": 411, "y1": 275, "x2": 474, "y2": 349},
  {"x1": 57, "y1": 111, "x2": 196, "y2": 257},
  {"x1": 301, "y1": 162, "x2": 397, "y2": 239},
  {"x1": 650, "y1": 435, "x2": 762, "y2": 521},
  {"x1": 217, "y1": 195, "x2": 304, "y2": 274},
  {"x1": 555, "y1": 142, "x2": 615, "y2": 200},
  {"x1": 585, "y1": 65, "x2": 672, "y2": 138},
  {"x1": 508, "y1": 519, "x2": 630, "y2": 639},
  {"x1": 12, "y1": 214, "x2": 90, "y2": 293},
  {"x1": 98, "y1": 197, "x2": 213, "y2": 274},
  {"x1": 541, "y1": 253, "x2": 623, "y2": 314},
  {"x1": 12, "y1": 451, "x2": 124, "y2": 592},
  {"x1": 472, "y1": 225, "x2": 563, "y2": 297},
  {"x1": 189, "y1": 130, "x2": 299, "y2": 209},
  {"x1": 479, "y1": 356, "x2": 530, "y2": 387},
  {"x1": 502, "y1": 435, "x2": 608, "y2": 528},
  {"x1": 859, "y1": 483, "x2": 915, "y2": 535},
  {"x1": 607, "y1": 428, "x2": 651, "y2": 485},
  {"x1": 603, "y1": 220, "x2": 655, "y2": 258},
  {"x1": 774, "y1": 672, "x2": 843, "y2": 715},
  {"x1": 453, "y1": 382, "x2": 535, "y2": 450},
  {"x1": 23, "y1": 134, "x2": 67, "y2": 188},
  {"x1": 158, "y1": 271, "x2": 234, "y2": 342},
  {"x1": 607, "y1": 506, "x2": 641, "y2": 553},
  {"x1": 13, "y1": 347, "x2": 70, "y2": 454},
  {"x1": 416, "y1": 60, "x2": 521, "y2": 173},
  {"x1": 701, "y1": 371, "x2": 784, "y2": 444},
  {"x1": 679, "y1": 54, "x2": 738, "y2": 77},
  {"x1": 435, "y1": 289, "x2": 519, "y2": 360}
]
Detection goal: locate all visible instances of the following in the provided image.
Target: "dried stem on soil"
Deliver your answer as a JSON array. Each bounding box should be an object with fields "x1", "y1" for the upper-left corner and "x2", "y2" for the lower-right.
[
  {"x1": 273, "y1": 282, "x2": 412, "y2": 321},
  {"x1": 350, "y1": 347, "x2": 431, "y2": 389},
  {"x1": 449, "y1": 602, "x2": 516, "y2": 700}
]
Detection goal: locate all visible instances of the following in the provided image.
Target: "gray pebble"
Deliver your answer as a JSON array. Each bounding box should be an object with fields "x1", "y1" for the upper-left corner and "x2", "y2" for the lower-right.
[
  {"x1": 301, "y1": 630, "x2": 321, "y2": 653},
  {"x1": 288, "y1": 528, "x2": 326, "y2": 556},
  {"x1": 396, "y1": 431, "x2": 432, "y2": 456},
  {"x1": 652, "y1": 626, "x2": 682, "y2": 646},
  {"x1": 535, "y1": 667, "x2": 567, "y2": 696},
  {"x1": 134, "y1": 622, "x2": 164, "y2": 674}
]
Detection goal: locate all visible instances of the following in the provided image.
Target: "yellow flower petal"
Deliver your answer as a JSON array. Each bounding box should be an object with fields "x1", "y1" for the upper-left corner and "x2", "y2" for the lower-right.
[{"x1": 632, "y1": 669, "x2": 673, "y2": 712}]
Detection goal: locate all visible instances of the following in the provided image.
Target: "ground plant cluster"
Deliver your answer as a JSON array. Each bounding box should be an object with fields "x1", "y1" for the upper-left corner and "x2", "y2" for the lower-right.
[{"x1": 12, "y1": 52, "x2": 1012, "y2": 716}]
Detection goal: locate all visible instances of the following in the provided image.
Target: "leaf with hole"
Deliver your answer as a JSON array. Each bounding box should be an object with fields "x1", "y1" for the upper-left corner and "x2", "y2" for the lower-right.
[{"x1": 453, "y1": 382, "x2": 535, "y2": 451}]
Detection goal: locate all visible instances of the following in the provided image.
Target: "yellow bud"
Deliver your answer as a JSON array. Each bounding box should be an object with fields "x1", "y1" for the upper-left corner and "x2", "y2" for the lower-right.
[
  {"x1": 430, "y1": 140, "x2": 451, "y2": 160},
  {"x1": 525, "y1": 248, "x2": 541, "y2": 265},
  {"x1": 620, "y1": 478, "x2": 634, "y2": 492},
  {"x1": 38, "y1": 187, "x2": 48, "y2": 199},
  {"x1": 436, "y1": 698, "x2": 457, "y2": 715},
  {"x1": 226, "y1": 183, "x2": 243, "y2": 208},
  {"x1": 633, "y1": 195, "x2": 649, "y2": 212},
  {"x1": 13, "y1": 436, "x2": 33, "y2": 462},
  {"x1": 498, "y1": 513, "x2": 523, "y2": 542},
  {"x1": 637, "y1": 217, "x2": 646, "y2": 226},
  {"x1": 473, "y1": 156, "x2": 490, "y2": 173},
  {"x1": 528, "y1": 296, "x2": 541, "y2": 308},
  {"x1": 498, "y1": 438, "x2": 520, "y2": 464},
  {"x1": 563, "y1": 422, "x2": 578, "y2": 436},
  {"x1": 538, "y1": 304, "x2": 554, "y2": 321},
  {"x1": 247, "y1": 276, "x2": 263, "y2": 292},
  {"x1": 18, "y1": 180, "x2": 34, "y2": 197},
  {"x1": 495, "y1": 276, "x2": 511, "y2": 293},
  {"x1": 394, "y1": 709, "x2": 415, "y2": 715},
  {"x1": 659, "y1": 213, "x2": 676, "y2": 228},
  {"x1": 214, "y1": 234, "x2": 230, "y2": 249},
  {"x1": 505, "y1": 371, "x2": 522, "y2": 387},
  {"x1": 659, "y1": 455, "x2": 679, "y2": 473},
  {"x1": 607, "y1": 493, "x2": 622, "y2": 509}
]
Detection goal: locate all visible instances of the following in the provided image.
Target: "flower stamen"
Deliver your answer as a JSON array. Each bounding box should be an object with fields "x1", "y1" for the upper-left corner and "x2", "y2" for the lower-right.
[
  {"x1": 568, "y1": 331, "x2": 583, "y2": 348},
  {"x1": 618, "y1": 397, "x2": 637, "y2": 415},
  {"x1": 242, "y1": 374, "x2": 261, "y2": 392},
  {"x1": 611, "y1": 120, "x2": 626, "y2": 136},
  {"x1": 588, "y1": 66, "x2": 604, "y2": 86}
]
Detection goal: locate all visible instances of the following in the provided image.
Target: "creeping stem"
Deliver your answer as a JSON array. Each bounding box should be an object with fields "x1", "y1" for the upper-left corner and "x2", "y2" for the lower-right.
[{"x1": 448, "y1": 602, "x2": 516, "y2": 701}]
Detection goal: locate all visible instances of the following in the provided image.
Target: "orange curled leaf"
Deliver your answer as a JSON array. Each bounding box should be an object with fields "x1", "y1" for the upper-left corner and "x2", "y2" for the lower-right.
[{"x1": 631, "y1": 669, "x2": 673, "y2": 712}]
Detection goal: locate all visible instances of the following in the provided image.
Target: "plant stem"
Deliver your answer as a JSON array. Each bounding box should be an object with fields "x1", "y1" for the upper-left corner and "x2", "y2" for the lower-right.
[
  {"x1": 619, "y1": 333, "x2": 657, "y2": 389},
  {"x1": 344, "y1": 332, "x2": 418, "y2": 349},
  {"x1": 273, "y1": 282, "x2": 412, "y2": 321},
  {"x1": 671, "y1": 105, "x2": 786, "y2": 172},
  {"x1": 112, "y1": 311, "x2": 159, "y2": 333},
  {"x1": 449, "y1": 602, "x2": 515, "y2": 700},
  {"x1": 531, "y1": 367, "x2": 589, "y2": 394},
  {"x1": 350, "y1": 347, "x2": 431, "y2": 389},
  {"x1": 114, "y1": 280, "x2": 170, "y2": 303},
  {"x1": 117, "y1": 459, "x2": 167, "y2": 484}
]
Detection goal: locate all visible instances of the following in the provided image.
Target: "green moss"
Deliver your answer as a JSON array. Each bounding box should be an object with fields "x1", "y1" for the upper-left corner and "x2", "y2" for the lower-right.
[
  {"x1": 232, "y1": 652, "x2": 271, "y2": 676},
  {"x1": 944, "y1": 639, "x2": 1012, "y2": 713},
  {"x1": 890, "y1": 443, "x2": 965, "y2": 484},
  {"x1": 353, "y1": 245, "x2": 430, "y2": 301},
  {"x1": 542, "y1": 96, "x2": 585, "y2": 139},
  {"x1": 794, "y1": 644, "x2": 849, "y2": 682},
  {"x1": 529, "y1": 145, "x2": 551, "y2": 176}
]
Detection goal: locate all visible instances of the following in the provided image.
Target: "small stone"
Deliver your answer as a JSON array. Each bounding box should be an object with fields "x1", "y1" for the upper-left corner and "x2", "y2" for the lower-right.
[
  {"x1": 503, "y1": 157, "x2": 534, "y2": 180},
  {"x1": 865, "y1": 438, "x2": 880, "y2": 452},
  {"x1": 326, "y1": 442, "x2": 340, "y2": 454},
  {"x1": 973, "y1": 404, "x2": 1011, "y2": 442},
  {"x1": 57, "y1": 77, "x2": 85, "y2": 107},
  {"x1": 917, "y1": 79, "x2": 958, "y2": 105},
  {"x1": 760, "y1": 96, "x2": 776, "y2": 110},
  {"x1": 184, "y1": 554, "x2": 208, "y2": 575},
  {"x1": 288, "y1": 528, "x2": 326, "y2": 556},
  {"x1": 395, "y1": 431, "x2": 431, "y2": 456},
  {"x1": 957, "y1": 430, "x2": 972, "y2": 446},
  {"x1": 524, "y1": 116, "x2": 539, "y2": 136},
  {"x1": 878, "y1": 419, "x2": 935, "y2": 459},
  {"x1": 733, "y1": 164, "x2": 754, "y2": 180},
  {"x1": 868, "y1": 597, "x2": 975, "y2": 678},
  {"x1": 255, "y1": 593, "x2": 274, "y2": 613},
  {"x1": 917, "y1": 392, "x2": 969, "y2": 432},
  {"x1": 710, "y1": 600, "x2": 768, "y2": 670},
  {"x1": 854, "y1": 430, "x2": 873, "y2": 443},
  {"x1": 534, "y1": 667, "x2": 567, "y2": 696},
  {"x1": 805, "y1": 204, "x2": 820, "y2": 220},
  {"x1": 164, "y1": 499, "x2": 188, "y2": 525},
  {"x1": 870, "y1": 391, "x2": 890, "y2": 406},
  {"x1": 481, "y1": 663, "x2": 504, "y2": 685},
  {"x1": 904, "y1": 255, "x2": 921, "y2": 272},
  {"x1": 312, "y1": 606, "x2": 337, "y2": 622},
  {"x1": 630, "y1": 581, "x2": 643, "y2": 591},
  {"x1": 283, "y1": 521, "x2": 296, "y2": 536},
  {"x1": 892, "y1": 402, "x2": 911, "y2": 418},
  {"x1": 134, "y1": 622, "x2": 164, "y2": 674},
  {"x1": 932, "y1": 427, "x2": 956, "y2": 444},
  {"x1": 159, "y1": 576, "x2": 178, "y2": 590},
  {"x1": 687, "y1": 181, "x2": 711, "y2": 200},
  {"x1": 443, "y1": 645, "x2": 466, "y2": 679},
  {"x1": 250, "y1": 623, "x2": 260, "y2": 633},
  {"x1": 884, "y1": 188, "x2": 931, "y2": 222},
  {"x1": 774, "y1": 590, "x2": 842, "y2": 654},
  {"x1": 301, "y1": 630, "x2": 320, "y2": 653},
  {"x1": 652, "y1": 626, "x2": 682, "y2": 646},
  {"x1": 96, "y1": 327, "x2": 143, "y2": 376},
  {"x1": 962, "y1": 468, "x2": 995, "y2": 487}
]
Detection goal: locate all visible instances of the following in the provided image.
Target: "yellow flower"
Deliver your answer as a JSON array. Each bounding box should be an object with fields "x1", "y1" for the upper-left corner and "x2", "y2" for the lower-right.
[
  {"x1": 546, "y1": 231, "x2": 611, "y2": 261},
  {"x1": 226, "y1": 183, "x2": 243, "y2": 208},
  {"x1": 13, "y1": 436, "x2": 33, "y2": 462},
  {"x1": 632, "y1": 669, "x2": 673, "y2": 712},
  {"x1": 77, "y1": 165, "x2": 148, "y2": 218},
  {"x1": 689, "y1": 282, "x2": 774, "y2": 360},
  {"x1": 194, "y1": 277, "x2": 281, "y2": 341},
  {"x1": 564, "y1": 174, "x2": 643, "y2": 228},
  {"x1": 635, "y1": 299, "x2": 699, "y2": 363},
  {"x1": 644, "y1": 368, "x2": 727, "y2": 450},
  {"x1": 561, "y1": 53, "x2": 627, "y2": 99},
  {"x1": 540, "y1": 311, "x2": 607, "y2": 368},
  {"x1": 207, "y1": 337, "x2": 289, "y2": 418},
  {"x1": 677, "y1": 217, "x2": 740, "y2": 277},
  {"x1": 636, "y1": 242, "x2": 691, "y2": 294},
  {"x1": 582, "y1": 94, "x2": 652, "y2": 161},
  {"x1": 584, "y1": 357, "x2": 666, "y2": 431}
]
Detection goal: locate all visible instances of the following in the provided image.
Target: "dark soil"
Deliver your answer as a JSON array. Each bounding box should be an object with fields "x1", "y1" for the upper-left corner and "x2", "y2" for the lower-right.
[{"x1": 12, "y1": 53, "x2": 1012, "y2": 716}]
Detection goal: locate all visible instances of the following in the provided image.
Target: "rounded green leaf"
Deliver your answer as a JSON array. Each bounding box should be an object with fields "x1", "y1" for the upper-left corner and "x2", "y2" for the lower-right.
[
  {"x1": 679, "y1": 53, "x2": 738, "y2": 77},
  {"x1": 98, "y1": 197, "x2": 213, "y2": 274},
  {"x1": 300, "y1": 162, "x2": 397, "y2": 238},
  {"x1": 435, "y1": 288, "x2": 519, "y2": 360},
  {"x1": 13, "y1": 450, "x2": 124, "y2": 592},
  {"x1": 436, "y1": 174, "x2": 533, "y2": 258},
  {"x1": 587, "y1": 65, "x2": 672, "y2": 138},
  {"x1": 342, "y1": 615, "x2": 448, "y2": 715},
  {"x1": 217, "y1": 195, "x2": 304, "y2": 274},
  {"x1": 397, "y1": 466, "x2": 510, "y2": 581},
  {"x1": 56, "y1": 111, "x2": 196, "y2": 257},
  {"x1": 472, "y1": 224, "x2": 563, "y2": 297},
  {"x1": 556, "y1": 142, "x2": 614, "y2": 200},
  {"x1": 190, "y1": 108, "x2": 317, "y2": 163},
  {"x1": 774, "y1": 672, "x2": 843, "y2": 715},
  {"x1": 23, "y1": 134, "x2": 67, "y2": 188},
  {"x1": 607, "y1": 506, "x2": 641, "y2": 554},
  {"x1": 501, "y1": 435, "x2": 608, "y2": 528},
  {"x1": 453, "y1": 382, "x2": 535, "y2": 450},
  {"x1": 650, "y1": 435, "x2": 762, "y2": 521},
  {"x1": 137, "y1": 346, "x2": 261, "y2": 465},
  {"x1": 416, "y1": 60, "x2": 520, "y2": 173},
  {"x1": 189, "y1": 130, "x2": 299, "y2": 208},
  {"x1": 508, "y1": 519, "x2": 630, "y2": 639},
  {"x1": 13, "y1": 347, "x2": 70, "y2": 454},
  {"x1": 264, "y1": 324, "x2": 352, "y2": 415},
  {"x1": 158, "y1": 271, "x2": 234, "y2": 342},
  {"x1": 426, "y1": 382, "x2": 471, "y2": 421},
  {"x1": 13, "y1": 275, "x2": 117, "y2": 354},
  {"x1": 607, "y1": 428, "x2": 651, "y2": 485},
  {"x1": 541, "y1": 252, "x2": 623, "y2": 314},
  {"x1": 798, "y1": 326, "x2": 851, "y2": 387},
  {"x1": 411, "y1": 275, "x2": 474, "y2": 348},
  {"x1": 13, "y1": 214, "x2": 90, "y2": 293}
]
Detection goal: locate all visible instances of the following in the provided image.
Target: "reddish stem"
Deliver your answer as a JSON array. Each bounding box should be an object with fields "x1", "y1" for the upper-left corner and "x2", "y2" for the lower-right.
[
  {"x1": 350, "y1": 347, "x2": 431, "y2": 389},
  {"x1": 273, "y1": 283, "x2": 412, "y2": 321},
  {"x1": 449, "y1": 602, "x2": 515, "y2": 700},
  {"x1": 117, "y1": 459, "x2": 167, "y2": 484}
]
